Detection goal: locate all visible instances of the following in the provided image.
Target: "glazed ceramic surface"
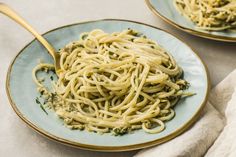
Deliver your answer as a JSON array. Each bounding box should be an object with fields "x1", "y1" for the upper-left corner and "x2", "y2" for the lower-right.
[
  {"x1": 146, "y1": 0, "x2": 236, "y2": 42},
  {"x1": 6, "y1": 19, "x2": 209, "y2": 151}
]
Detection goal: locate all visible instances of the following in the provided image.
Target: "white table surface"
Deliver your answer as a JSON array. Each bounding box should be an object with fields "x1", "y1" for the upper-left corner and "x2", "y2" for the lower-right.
[{"x1": 0, "y1": 0, "x2": 235, "y2": 156}]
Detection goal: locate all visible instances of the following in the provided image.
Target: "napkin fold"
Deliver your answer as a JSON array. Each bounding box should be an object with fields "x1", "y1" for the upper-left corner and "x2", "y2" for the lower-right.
[{"x1": 135, "y1": 70, "x2": 236, "y2": 157}]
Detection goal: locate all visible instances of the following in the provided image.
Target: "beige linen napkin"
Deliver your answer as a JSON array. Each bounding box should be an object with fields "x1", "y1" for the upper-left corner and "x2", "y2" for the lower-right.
[{"x1": 135, "y1": 70, "x2": 236, "y2": 157}]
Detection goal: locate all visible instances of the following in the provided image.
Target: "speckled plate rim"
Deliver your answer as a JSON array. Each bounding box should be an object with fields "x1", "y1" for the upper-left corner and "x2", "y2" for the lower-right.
[
  {"x1": 6, "y1": 19, "x2": 210, "y2": 152},
  {"x1": 145, "y1": 0, "x2": 236, "y2": 42}
]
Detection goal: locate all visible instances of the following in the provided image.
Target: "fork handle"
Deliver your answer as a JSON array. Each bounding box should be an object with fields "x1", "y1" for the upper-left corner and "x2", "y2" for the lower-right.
[{"x1": 0, "y1": 3, "x2": 58, "y2": 60}]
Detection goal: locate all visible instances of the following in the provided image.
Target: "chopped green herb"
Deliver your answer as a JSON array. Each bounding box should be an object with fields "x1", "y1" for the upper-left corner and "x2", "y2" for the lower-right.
[
  {"x1": 36, "y1": 97, "x2": 40, "y2": 104},
  {"x1": 128, "y1": 29, "x2": 143, "y2": 37},
  {"x1": 40, "y1": 90, "x2": 44, "y2": 96},
  {"x1": 82, "y1": 34, "x2": 88, "y2": 40},
  {"x1": 35, "y1": 97, "x2": 48, "y2": 115},
  {"x1": 39, "y1": 78, "x2": 45, "y2": 83},
  {"x1": 78, "y1": 44, "x2": 84, "y2": 48},
  {"x1": 40, "y1": 104, "x2": 48, "y2": 115},
  {"x1": 106, "y1": 43, "x2": 112, "y2": 47},
  {"x1": 112, "y1": 127, "x2": 129, "y2": 136},
  {"x1": 109, "y1": 51, "x2": 113, "y2": 55},
  {"x1": 50, "y1": 76, "x2": 54, "y2": 81},
  {"x1": 135, "y1": 33, "x2": 142, "y2": 37},
  {"x1": 51, "y1": 93, "x2": 56, "y2": 104}
]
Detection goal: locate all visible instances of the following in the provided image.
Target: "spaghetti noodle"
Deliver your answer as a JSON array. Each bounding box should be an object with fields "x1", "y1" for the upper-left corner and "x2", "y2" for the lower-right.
[
  {"x1": 174, "y1": 0, "x2": 236, "y2": 31},
  {"x1": 33, "y1": 29, "x2": 192, "y2": 135}
]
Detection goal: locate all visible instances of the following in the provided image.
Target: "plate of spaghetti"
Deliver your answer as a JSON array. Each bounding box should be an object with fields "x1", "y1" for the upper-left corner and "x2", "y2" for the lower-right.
[
  {"x1": 6, "y1": 19, "x2": 209, "y2": 151},
  {"x1": 145, "y1": 0, "x2": 236, "y2": 42}
]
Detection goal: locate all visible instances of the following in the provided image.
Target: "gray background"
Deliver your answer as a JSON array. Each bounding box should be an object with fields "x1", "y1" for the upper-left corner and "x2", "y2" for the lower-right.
[{"x1": 0, "y1": 0, "x2": 235, "y2": 157}]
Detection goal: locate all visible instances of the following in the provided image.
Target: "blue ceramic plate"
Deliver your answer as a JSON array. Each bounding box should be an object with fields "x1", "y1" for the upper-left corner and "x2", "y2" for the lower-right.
[
  {"x1": 145, "y1": 0, "x2": 236, "y2": 42},
  {"x1": 6, "y1": 19, "x2": 209, "y2": 151}
]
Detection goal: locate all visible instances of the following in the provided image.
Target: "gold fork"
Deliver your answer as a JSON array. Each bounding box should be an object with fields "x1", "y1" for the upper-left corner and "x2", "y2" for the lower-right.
[{"x1": 0, "y1": 3, "x2": 61, "y2": 75}]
